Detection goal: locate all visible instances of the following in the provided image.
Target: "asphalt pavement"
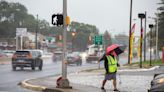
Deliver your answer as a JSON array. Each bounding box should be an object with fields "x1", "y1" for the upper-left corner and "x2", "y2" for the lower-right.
[
  {"x1": 0, "y1": 54, "x2": 163, "y2": 92},
  {"x1": 0, "y1": 57, "x2": 99, "y2": 92}
]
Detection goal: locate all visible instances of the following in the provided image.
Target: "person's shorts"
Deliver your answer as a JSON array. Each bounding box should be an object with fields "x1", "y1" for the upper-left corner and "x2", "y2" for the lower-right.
[{"x1": 104, "y1": 73, "x2": 116, "y2": 80}]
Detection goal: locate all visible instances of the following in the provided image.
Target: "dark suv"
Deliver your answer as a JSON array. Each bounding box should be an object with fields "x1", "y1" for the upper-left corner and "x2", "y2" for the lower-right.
[{"x1": 12, "y1": 50, "x2": 43, "y2": 71}]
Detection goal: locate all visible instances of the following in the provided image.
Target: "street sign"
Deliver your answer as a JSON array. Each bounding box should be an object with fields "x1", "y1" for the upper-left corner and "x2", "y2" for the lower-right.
[
  {"x1": 94, "y1": 35, "x2": 103, "y2": 45},
  {"x1": 16, "y1": 28, "x2": 27, "y2": 36}
]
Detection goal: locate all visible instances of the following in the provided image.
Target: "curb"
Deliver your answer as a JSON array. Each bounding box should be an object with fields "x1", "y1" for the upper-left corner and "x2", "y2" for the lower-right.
[
  {"x1": 118, "y1": 66, "x2": 160, "y2": 72},
  {"x1": 20, "y1": 78, "x2": 63, "y2": 92},
  {"x1": 20, "y1": 79, "x2": 46, "y2": 91},
  {"x1": 80, "y1": 66, "x2": 160, "y2": 73}
]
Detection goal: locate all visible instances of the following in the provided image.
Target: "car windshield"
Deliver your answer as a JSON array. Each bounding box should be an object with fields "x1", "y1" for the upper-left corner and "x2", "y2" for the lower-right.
[
  {"x1": 15, "y1": 51, "x2": 30, "y2": 55},
  {"x1": 155, "y1": 74, "x2": 164, "y2": 79}
]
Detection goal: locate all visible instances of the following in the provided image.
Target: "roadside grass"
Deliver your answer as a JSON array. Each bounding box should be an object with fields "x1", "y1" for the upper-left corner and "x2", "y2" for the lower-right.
[
  {"x1": 124, "y1": 59, "x2": 164, "y2": 68},
  {"x1": 0, "y1": 57, "x2": 11, "y2": 63}
]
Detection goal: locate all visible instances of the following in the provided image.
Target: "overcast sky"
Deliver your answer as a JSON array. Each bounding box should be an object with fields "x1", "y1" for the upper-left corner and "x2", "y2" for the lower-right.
[{"x1": 7, "y1": 0, "x2": 160, "y2": 36}]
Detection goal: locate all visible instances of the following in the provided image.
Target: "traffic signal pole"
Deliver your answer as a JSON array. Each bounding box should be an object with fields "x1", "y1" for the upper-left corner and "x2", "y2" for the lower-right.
[
  {"x1": 62, "y1": 0, "x2": 67, "y2": 80},
  {"x1": 35, "y1": 14, "x2": 38, "y2": 49},
  {"x1": 58, "y1": 0, "x2": 71, "y2": 88}
]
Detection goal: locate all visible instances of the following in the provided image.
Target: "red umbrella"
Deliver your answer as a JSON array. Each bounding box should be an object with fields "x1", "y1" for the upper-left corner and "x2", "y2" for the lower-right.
[{"x1": 106, "y1": 44, "x2": 124, "y2": 56}]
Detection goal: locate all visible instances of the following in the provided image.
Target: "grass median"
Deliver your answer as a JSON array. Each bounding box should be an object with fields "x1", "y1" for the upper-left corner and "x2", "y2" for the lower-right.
[
  {"x1": 0, "y1": 57, "x2": 11, "y2": 64},
  {"x1": 124, "y1": 59, "x2": 164, "y2": 68}
]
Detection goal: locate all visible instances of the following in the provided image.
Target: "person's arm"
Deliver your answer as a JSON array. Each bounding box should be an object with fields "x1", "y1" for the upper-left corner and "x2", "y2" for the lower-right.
[
  {"x1": 116, "y1": 56, "x2": 120, "y2": 67},
  {"x1": 98, "y1": 54, "x2": 105, "y2": 62},
  {"x1": 104, "y1": 57, "x2": 109, "y2": 74},
  {"x1": 117, "y1": 63, "x2": 120, "y2": 67}
]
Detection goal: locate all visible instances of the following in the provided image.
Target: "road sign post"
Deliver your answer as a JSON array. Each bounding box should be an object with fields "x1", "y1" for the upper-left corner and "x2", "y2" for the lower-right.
[
  {"x1": 94, "y1": 35, "x2": 103, "y2": 69},
  {"x1": 16, "y1": 28, "x2": 27, "y2": 50}
]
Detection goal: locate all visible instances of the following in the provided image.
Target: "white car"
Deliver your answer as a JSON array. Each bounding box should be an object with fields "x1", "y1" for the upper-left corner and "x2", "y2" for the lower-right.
[{"x1": 3, "y1": 50, "x2": 15, "y2": 57}]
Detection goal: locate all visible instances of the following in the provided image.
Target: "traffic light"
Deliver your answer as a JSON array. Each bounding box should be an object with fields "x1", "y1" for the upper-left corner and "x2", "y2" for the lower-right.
[{"x1": 52, "y1": 14, "x2": 63, "y2": 26}]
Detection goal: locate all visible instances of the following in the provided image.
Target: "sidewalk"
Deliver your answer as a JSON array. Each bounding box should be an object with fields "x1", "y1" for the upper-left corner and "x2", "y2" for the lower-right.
[{"x1": 21, "y1": 66, "x2": 163, "y2": 92}]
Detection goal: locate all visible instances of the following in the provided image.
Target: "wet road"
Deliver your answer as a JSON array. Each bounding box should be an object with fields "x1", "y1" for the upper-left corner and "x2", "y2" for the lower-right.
[
  {"x1": 0, "y1": 53, "x2": 160, "y2": 92},
  {"x1": 0, "y1": 58, "x2": 98, "y2": 92}
]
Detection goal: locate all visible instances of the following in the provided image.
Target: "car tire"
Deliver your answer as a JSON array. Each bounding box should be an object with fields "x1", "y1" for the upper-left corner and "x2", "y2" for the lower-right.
[
  {"x1": 21, "y1": 67, "x2": 24, "y2": 70},
  {"x1": 12, "y1": 66, "x2": 16, "y2": 71},
  {"x1": 32, "y1": 66, "x2": 35, "y2": 70},
  {"x1": 31, "y1": 61, "x2": 35, "y2": 70},
  {"x1": 39, "y1": 65, "x2": 42, "y2": 70},
  {"x1": 39, "y1": 61, "x2": 43, "y2": 70},
  {"x1": 80, "y1": 60, "x2": 82, "y2": 66},
  {"x1": 76, "y1": 62, "x2": 79, "y2": 66}
]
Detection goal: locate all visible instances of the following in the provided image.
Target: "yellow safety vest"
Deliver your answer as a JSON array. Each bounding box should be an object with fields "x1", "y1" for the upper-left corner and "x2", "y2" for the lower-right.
[{"x1": 106, "y1": 55, "x2": 117, "y2": 73}]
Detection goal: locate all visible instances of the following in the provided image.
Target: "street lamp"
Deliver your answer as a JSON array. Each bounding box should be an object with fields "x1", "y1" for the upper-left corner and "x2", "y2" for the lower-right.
[
  {"x1": 149, "y1": 24, "x2": 153, "y2": 66},
  {"x1": 138, "y1": 13, "x2": 145, "y2": 68},
  {"x1": 148, "y1": 16, "x2": 159, "y2": 61},
  {"x1": 71, "y1": 31, "x2": 76, "y2": 52},
  {"x1": 144, "y1": 11, "x2": 147, "y2": 62}
]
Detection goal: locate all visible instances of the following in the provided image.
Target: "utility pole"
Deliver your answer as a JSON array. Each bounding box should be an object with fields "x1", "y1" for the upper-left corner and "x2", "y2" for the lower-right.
[
  {"x1": 144, "y1": 11, "x2": 147, "y2": 62},
  {"x1": 20, "y1": 36, "x2": 23, "y2": 50},
  {"x1": 128, "y1": 0, "x2": 133, "y2": 64},
  {"x1": 35, "y1": 14, "x2": 38, "y2": 49}
]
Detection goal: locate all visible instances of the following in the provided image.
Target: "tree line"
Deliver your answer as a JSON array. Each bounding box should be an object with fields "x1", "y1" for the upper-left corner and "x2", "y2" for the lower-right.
[
  {"x1": 157, "y1": 0, "x2": 164, "y2": 50},
  {"x1": 0, "y1": 1, "x2": 102, "y2": 51}
]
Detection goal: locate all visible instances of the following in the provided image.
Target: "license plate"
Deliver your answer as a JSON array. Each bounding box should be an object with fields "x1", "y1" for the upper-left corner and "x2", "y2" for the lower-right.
[{"x1": 17, "y1": 60, "x2": 24, "y2": 62}]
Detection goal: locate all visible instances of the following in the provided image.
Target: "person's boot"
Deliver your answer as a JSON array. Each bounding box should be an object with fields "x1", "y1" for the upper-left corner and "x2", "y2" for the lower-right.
[
  {"x1": 101, "y1": 87, "x2": 105, "y2": 90},
  {"x1": 113, "y1": 89, "x2": 119, "y2": 91}
]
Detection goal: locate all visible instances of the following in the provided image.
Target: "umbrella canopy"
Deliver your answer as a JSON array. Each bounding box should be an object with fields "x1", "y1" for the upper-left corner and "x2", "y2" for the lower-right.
[{"x1": 106, "y1": 44, "x2": 125, "y2": 55}]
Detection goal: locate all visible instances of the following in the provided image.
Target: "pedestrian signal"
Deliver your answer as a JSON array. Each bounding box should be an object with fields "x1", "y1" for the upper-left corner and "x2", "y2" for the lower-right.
[{"x1": 52, "y1": 14, "x2": 63, "y2": 26}]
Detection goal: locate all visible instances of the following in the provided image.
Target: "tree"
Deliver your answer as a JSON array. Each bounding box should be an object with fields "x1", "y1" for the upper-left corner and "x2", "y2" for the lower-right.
[
  {"x1": 0, "y1": 1, "x2": 100, "y2": 51},
  {"x1": 0, "y1": 1, "x2": 51, "y2": 38},
  {"x1": 157, "y1": 0, "x2": 164, "y2": 50},
  {"x1": 69, "y1": 21, "x2": 99, "y2": 51},
  {"x1": 0, "y1": 1, "x2": 32, "y2": 37},
  {"x1": 103, "y1": 30, "x2": 112, "y2": 49},
  {"x1": 114, "y1": 34, "x2": 129, "y2": 46}
]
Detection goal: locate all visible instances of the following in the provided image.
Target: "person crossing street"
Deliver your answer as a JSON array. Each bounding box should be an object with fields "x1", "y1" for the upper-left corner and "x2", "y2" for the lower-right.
[{"x1": 99, "y1": 50, "x2": 120, "y2": 91}]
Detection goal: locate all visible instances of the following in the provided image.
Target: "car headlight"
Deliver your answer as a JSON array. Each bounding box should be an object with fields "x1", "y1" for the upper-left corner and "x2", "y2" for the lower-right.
[
  {"x1": 158, "y1": 78, "x2": 164, "y2": 83},
  {"x1": 81, "y1": 52, "x2": 87, "y2": 58}
]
